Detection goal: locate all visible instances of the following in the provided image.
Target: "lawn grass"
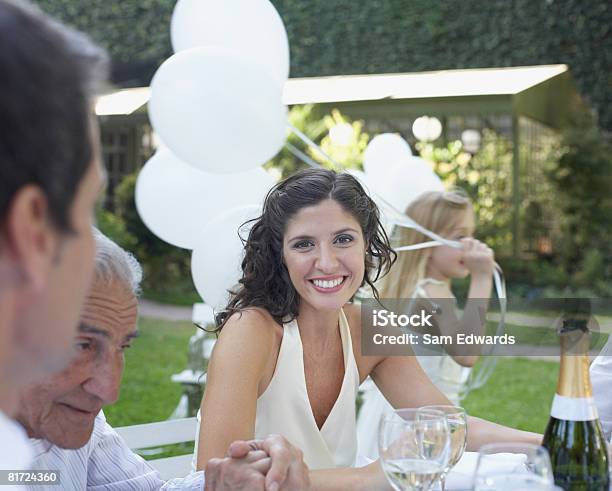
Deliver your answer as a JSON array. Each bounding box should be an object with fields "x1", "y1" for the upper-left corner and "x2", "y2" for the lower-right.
[
  {"x1": 462, "y1": 358, "x2": 559, "y2": 434},
  {"x1": 486, "y1": 320, "x2": 609, "y2": 350},
  {"x1": 108, "y1": 317, "x2": 560, "y2": 439},
  {"x1": 142, "y1": 288, "x2": 201, "y2": 307},
  {"x1": 104, "y1": 318, "x2": 196, "y2": 427}
]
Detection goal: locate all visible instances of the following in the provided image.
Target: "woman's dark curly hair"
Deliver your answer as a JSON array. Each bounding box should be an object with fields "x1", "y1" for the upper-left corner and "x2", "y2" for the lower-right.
[{"x1": 215, "y1": 168, "x2": 396, "y2": 330}]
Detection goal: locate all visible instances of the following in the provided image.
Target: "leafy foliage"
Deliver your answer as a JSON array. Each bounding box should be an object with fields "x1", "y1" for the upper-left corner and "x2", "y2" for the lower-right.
[
  {"x1": 100, "y1": 171, "x2": 199, "y2": 305},
  {"x1": 463, "y1": 358, "x2": 557, "y2": 433},
  {"x1": 35, "y1": 0, "x2": 174, "y2": 84},
  {"x1": 408, "y1": 118, "x2": 612, "y2": 296},
  {"x1": 265, "y1": 104, "x2": 328, "y2": 179},
  {"x1": 419, "y1": 131, "x2": 514, "y2": 255},
  {"x1": 104, "y1": 318, "x2": 194, "y2": 426},
  {"x1": 96, "y1": 207, "x2": 138, "y2": 252},
  {"x1": 546, "y1": 112, "x2": 612, "y2": 294},
  {"x1": 266, "y1": 105, "x2": 370, "y2": 178},
  {"x1": 35, "y1": 0, "x2": 612, "y2": 131},
  {"x1": 316, "y1": 109, "x2": 370, "y2": 170}
]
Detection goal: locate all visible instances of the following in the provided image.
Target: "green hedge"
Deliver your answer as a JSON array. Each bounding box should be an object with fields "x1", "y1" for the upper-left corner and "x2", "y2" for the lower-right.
[{"x1": 35, "y1": 0, "x2": 612, "y2": 130}]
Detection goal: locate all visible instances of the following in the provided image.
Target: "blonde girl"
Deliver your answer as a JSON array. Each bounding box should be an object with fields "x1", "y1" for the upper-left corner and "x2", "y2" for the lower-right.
[{"x1": 358, "y1": 189, "x2": 495, "y2": 459}]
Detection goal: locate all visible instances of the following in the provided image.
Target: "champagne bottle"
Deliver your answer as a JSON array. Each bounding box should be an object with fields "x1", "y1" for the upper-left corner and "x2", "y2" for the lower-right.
[{"x1": 542, "y1": 301, "x2": 610, "y2": 491}]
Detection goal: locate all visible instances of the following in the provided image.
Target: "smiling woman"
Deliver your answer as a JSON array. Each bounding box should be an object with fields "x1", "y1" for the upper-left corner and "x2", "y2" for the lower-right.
[
  {"x1": 197, "y1": 169, "x2": 396, "y2": 471},
  {"x1": 282, "y1": 200, "x2": 367, "y2": 315},
  {"x1": 215, "y1": 169, "x2": 394, "y2": 329},
  {"x1": 195, "y1": 169, "x2": 541, "y2": 482}
]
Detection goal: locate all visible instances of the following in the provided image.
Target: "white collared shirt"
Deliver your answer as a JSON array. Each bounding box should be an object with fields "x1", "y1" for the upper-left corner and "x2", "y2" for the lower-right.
[
  {"x1": 591, "y1": 336, "x2": 612, "y2": 440},
  {"x1": 0, "y1": 410, "x2": 34, "y2": 490},
  {"x1": 27, "y1": 413, "x2": 204, "y2": 490}
]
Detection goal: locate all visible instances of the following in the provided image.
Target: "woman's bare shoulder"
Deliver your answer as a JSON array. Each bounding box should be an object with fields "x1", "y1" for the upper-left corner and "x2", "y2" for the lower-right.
[
  {"x1": 221, "y1": 307, "x2": 280, "y2": 331},
  {"x1": 216, "y1": 307, "x2": 281, "y2": 358}
]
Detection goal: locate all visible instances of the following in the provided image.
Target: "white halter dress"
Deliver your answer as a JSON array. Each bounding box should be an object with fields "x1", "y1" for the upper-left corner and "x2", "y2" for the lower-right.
[
  {"x1": 192, "y1": 308, "x2": 360, "y2": 471},
  {"x1": 254, "y1": 308, "x2": 360, "y2": 469}
]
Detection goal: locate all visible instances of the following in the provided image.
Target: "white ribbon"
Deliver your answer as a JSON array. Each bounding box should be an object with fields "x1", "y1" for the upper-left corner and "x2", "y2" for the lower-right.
[{"x1": 394, "y1": 241, "x2": 443, "y2": 252}]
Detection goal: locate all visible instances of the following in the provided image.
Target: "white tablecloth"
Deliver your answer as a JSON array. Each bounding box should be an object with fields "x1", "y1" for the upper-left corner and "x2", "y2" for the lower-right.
[
  {"x1": 444, "y1": 451, "x2": 478, "y2": 490},
  {"x1": 446, "y1": 451, "x2": 528, "y2": 490}
]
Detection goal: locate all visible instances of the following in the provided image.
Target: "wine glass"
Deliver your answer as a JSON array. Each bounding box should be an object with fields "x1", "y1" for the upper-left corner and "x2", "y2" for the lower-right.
[
  {"x1": 378, "y1": 408, "x2": 451, "y2": 491},
  {"x1": 473, "y1": 443, "x2": 555, "y2": 490},
  {"x1": 419, "y1": 405, "x2": 467, "y2": 491}
]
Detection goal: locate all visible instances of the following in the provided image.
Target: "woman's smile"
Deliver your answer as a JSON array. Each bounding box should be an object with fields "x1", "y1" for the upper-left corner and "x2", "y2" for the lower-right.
[
  {"x1": 283, "y1": 199, "x2": 366, "y2": 311},
  {"x1": 308, "y1": 274, "x2": 350, "y2": 293}
]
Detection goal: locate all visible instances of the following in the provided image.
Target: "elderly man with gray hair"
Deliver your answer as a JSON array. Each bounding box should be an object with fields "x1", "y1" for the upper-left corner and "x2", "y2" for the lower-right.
[
  {"x1": 16, "y1": 229, "x2": 204, "y2": 489},
  {"x1": 17, "y1": 230, "x2": 309, "y2": 490}
]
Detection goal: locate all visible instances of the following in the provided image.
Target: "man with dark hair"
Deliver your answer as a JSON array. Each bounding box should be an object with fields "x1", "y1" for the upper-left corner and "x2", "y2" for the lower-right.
[{"x1": 0, "y1": 0, "x2": 108, "y2": 469}]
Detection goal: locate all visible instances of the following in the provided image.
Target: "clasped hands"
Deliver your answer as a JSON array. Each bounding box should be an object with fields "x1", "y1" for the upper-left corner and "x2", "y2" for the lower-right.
[{"x1": 204, "y1": 434, "x2": 311, "y2": 491}]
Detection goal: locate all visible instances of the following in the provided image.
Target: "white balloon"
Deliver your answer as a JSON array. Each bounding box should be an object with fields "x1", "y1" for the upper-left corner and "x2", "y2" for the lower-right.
[
  {"x1": 345, "y1": 169, "x2": 371, "y2": 192},
  {"x1": 363, "y1": 133, "x2": 412, "y2": 177},
  {"x1": 135, "y1": 148, "x2": 275, "y2": 249},
  {"x1": 191, "y1": 205, "x2": 261, "y2": 310},
  {"x1": 380, "y1": 157, "x2": 444, "y2": 213},
  {"x1": 412, "y1": 116, "x2": 442, "y2": 142},
  {"x1": 171, "y1": 0, "x2": 290, "y2": 86},
  {"x1": 345, "y1": 169, "x2": 396, "y2": 235},
  {"x1": 149, "y1": 47, "x2": 287, "y2": 173}
]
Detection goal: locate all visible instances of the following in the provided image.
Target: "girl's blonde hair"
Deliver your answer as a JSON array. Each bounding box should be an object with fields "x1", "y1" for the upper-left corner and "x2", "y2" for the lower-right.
[{"x1": 378, "y1": 189, "x2": 472, "y2": 298}]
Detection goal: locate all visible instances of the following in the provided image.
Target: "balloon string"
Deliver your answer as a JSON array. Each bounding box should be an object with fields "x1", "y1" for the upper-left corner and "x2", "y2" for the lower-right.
[
  {"x1": 284, "y1": 142, "x2": 320, "y2": 169},
  {"x1": 387, "y1": 209, "x2": 462, "y2": 248},
  {"x1": 288, "y1": 123, "x2": 342, "y2": 169},
  {"x1": 394, "y1": 241, "x2": 442, "y2": 251},
  {"x1": 463, "y1": 264, "x2": 506, "y2": 393}
]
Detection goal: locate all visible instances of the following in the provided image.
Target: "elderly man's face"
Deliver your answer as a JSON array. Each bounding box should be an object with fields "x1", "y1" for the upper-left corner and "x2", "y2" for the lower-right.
[{"x1": 18, "y1": 276, "x2": 138, "y2": 448}]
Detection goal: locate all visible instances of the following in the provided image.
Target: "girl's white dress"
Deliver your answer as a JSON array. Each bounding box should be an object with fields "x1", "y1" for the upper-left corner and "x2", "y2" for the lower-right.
[{"x1": 356, "y1": 278, "x2": 471, "y2": 460}]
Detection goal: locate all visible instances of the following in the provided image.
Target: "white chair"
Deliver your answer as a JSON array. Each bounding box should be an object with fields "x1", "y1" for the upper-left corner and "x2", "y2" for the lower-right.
[
  {"x1": 192, "y1": 303, "x2": 215, "y2": 327},
  {"x1": 115, "y1": 417, "x2": 198, "y2": 480}
]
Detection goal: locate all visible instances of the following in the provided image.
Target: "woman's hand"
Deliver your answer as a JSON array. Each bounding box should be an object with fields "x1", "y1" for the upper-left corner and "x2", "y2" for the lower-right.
[
  {"x1": 204, "y1": 450, "x2": 270, "y2": 491},
  {"x1": 229, "y1": 435, "x2": 311, "y2": 491},
  {"x1": 461, "y1": 238, "x2": 494, "y2": 277}
]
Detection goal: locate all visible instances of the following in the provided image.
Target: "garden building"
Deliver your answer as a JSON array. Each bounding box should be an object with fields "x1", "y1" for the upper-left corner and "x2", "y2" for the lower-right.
[{"x1": 96, "y1": 64, "x2": 586, "y2": 257}]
